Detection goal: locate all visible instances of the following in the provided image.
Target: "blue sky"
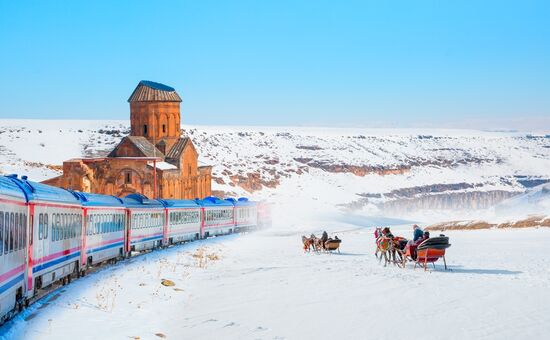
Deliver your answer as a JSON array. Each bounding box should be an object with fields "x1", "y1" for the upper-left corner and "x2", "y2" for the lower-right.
[{"x1": 0, "y1": 1, "x2": 549, "y2": 128}]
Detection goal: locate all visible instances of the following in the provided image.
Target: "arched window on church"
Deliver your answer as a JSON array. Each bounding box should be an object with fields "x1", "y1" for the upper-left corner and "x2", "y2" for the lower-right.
[
  {"x1": 188, "y1": 165, "x2": 191, "y2": 176},
  {"x1": 143, "y1": 124, "x2": 148, "y2": 136},
  {"x1": 125, "y1": 172, "x2": 132, "y2": 184},
  {"x1": 162, "y1": 124, "x2": 166, "y2": 134}
]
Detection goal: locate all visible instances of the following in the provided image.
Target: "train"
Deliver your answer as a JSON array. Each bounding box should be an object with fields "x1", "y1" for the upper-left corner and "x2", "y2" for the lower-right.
[{"x1": 0, "y1": 174, "x2": 270, "y2": 323}]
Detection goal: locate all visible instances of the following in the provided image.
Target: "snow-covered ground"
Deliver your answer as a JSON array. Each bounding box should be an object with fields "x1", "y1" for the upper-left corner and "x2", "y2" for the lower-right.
[
  {"x1": 2, "y1": 220, "x2": 550, "y2": 340},
  {"x1": 1, "y1": 120, "x2": 549, "y2": 339}
]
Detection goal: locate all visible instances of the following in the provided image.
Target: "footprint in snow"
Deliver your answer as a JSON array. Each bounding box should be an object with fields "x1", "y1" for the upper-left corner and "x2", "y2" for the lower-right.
[{"x1": 223, "y1": 322, "x2": 237, "y2": 327}]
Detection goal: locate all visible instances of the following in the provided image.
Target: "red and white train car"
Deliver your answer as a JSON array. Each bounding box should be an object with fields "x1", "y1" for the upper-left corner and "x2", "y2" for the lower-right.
[{"x1": 0, "y1": 176, "x2": 28, "y2": 319}]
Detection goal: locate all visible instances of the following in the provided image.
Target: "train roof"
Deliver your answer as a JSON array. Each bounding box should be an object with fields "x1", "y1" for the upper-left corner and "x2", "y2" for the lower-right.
[
  {"x1": 121, "y1": 193, "x2": 164, "y2": 209},
  {"x1": 159, "y1": 199, "x2": 200, "y2": 208},
  {"x1": 225, "y1": 197, "x2": 256, "y2": 207},
  {"x1": 199, "y1": 196, "x2": 234, "y2": 207},
  {"x1": 71, "y1": 191, "x2": 125, "y2": 207},
  {"x1": 7, "y1": 175, "x2": 80, "y2": 205},
  {"x1": 0, "y1": 175, "x2": 28, "y2": 201},
  {"x1": 235, "y1": 197, "x2": 257, "y2": 207}
]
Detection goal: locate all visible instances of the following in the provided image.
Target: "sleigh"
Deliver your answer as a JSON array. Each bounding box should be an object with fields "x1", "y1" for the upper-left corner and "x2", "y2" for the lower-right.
[
  {"x1": 412, "y1": 236, "x2": 451, "y2": 270},
  {"x1": 324, "y1": 239, "x2": 342, "y2": 252}
]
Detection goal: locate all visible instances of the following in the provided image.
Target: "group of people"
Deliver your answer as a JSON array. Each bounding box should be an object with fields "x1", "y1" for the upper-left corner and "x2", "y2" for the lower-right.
[{"x1": 375, "y1": 224, "x2": 430, "y2": 253}]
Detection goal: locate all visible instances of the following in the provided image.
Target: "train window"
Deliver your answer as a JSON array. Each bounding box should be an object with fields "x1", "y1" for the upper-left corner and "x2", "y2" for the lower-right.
[
  {"x1": 70, "y1": 215, "x2": 75, "y2": 238},
  {"x1": 67, "y1": 214, "x2": 71, "y2": 238},
  {"x1": 14, "y1": 213, "x2": 19, "y2": 251},
  {"x1": 51, "y1": 214, "x2": 55, "y2": 241},
  {"x1": 39, "y1": 214, "x2": 43, "y2": 240},
  {"x1": 60, "y1": 214, "x2": 65, "y2": 240},
  {"x1": 21, "y1": 214, "x2": 26, "y2": 248},
  {"x1": 9, "y1": 212, "x2": 14, "y2": 252},
  {"x1": 0, "y1": 212, "x2": 3, "y2": 255},
  {"x1": 71, "y1": 214, "x2": 75, "y2": 238},
  {"x1": 66, "y1": 214, "x2": 70, "y2": 239},
  {"x1": 55, "y1": 214, "x2": 59, "y2": 240},
  {"x1": 64, "y1": 214, "x2": 68, "y2": 239},
  {"x1": 59, "y1": 214, "x2": 63, "y2": 240},
  {"x1": 76, "y1": 215, "x2": 80, "y2": 236},
  {"x1": 70, "y1": 214, "x2": 74, "y2": 238},
  {"x1": 3, "y1": 213, "x2": 7, "y2": 254},
  {"x1": 18, "y1": 213, "x2": 24, "y2": 249},
  {"x1": 67, "y1": 214, "x2": 71, "y2": 239},
  {"x1": 55, "y1": 213, "x2": 61, "y2": 241},
  {"x1": 44, "y1": 213, "x2": 49, "y2": 239}
]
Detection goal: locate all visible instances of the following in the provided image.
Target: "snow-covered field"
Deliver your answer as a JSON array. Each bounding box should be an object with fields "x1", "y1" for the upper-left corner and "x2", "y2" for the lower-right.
[
  {"x1": 2, "y1": 220, "x2": 550, "y2": 340},
  {"x1": 1, "y1": 120, "x2": 549, "y2": 339}
]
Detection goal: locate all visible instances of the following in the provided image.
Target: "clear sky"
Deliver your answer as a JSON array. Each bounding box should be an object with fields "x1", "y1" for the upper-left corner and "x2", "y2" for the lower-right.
[{"x1": 0, "y1": 1, "x2": 549, "y2": 128}]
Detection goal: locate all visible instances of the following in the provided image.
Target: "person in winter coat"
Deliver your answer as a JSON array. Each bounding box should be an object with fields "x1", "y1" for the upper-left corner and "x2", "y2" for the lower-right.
[
  {"x1": 321, "y1": 231, "x2": 328, "y2": 249},
  {"x1": 412, "y1": 225, "x2": 424, "y2": 242}
]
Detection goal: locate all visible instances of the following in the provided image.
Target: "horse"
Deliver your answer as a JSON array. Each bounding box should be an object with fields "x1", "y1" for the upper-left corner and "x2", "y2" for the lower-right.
[
  {"x1": 301, "y1": 235, "x2": 313, "y2": 252},
  {"x1": 375, "y1": 236, "x2": 392, "y2": 266}
]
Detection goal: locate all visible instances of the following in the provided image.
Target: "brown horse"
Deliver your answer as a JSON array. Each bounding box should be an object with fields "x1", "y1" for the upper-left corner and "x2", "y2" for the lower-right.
[
  {"x1": 301, "y1": 235, "x2": 313, "y2": 252},
  {"x1": 375, "y1": 236, "x2": 392, "y2": 266}
]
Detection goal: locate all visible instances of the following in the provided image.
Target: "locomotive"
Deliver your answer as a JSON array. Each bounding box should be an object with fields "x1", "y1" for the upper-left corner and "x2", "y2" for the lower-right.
[{"x1": 0, "y1": 174, "x2": 269, "y2": 323}]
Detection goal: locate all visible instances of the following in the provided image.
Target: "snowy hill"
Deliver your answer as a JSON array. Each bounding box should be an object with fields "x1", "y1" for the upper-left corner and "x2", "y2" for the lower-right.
[
  {"x1": 1, "y1": 119, "x2": 549, "y2": 223},
  {"x1": 2, "y1": 120, "x2": 550, "y2": 340}
]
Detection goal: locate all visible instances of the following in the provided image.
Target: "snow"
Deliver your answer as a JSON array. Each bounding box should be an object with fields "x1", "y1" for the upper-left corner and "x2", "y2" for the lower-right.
[
  {"x1": 1, "y1": 120, "x2": 549, "y2": 339},
  {"x1": 3, "y1": 221, "x2": 550, "y2": 340},
  {"x1": 149, "y1": 161, "x2": 178, "y2": 171}
]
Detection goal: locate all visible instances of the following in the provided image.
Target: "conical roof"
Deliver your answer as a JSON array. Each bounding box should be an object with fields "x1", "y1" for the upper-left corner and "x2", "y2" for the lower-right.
[{"x1": 128, "y1": 80, "x2": 182, "y2": 102}]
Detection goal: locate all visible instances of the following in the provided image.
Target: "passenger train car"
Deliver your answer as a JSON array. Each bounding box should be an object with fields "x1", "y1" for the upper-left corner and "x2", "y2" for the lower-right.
[{"x1": 0, "y1": 174, "x2": 269, "y2": 323}]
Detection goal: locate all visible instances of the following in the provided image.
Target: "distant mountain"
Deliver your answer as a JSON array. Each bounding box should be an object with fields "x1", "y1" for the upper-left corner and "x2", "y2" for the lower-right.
[{"x1": 1, "y1": 120, "x2": 549, "y2": 223}]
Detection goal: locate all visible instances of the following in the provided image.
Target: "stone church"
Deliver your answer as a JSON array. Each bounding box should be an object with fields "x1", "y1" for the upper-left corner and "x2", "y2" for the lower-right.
[{"x1": 43, "y1": 80, "x2": 212, "y2": 199}]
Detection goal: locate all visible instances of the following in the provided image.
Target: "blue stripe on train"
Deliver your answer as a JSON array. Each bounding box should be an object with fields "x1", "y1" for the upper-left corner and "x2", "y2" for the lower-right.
[
  {"x1": 86, "y1": 241, "x2": 124, "y2": 254},
  {"x1": 131, "y1": 235, "x2": 162, "y2": 245},
  {"x1": 32, "y1": 251, "x2": 81, "y2": 273},
  {"x1": 0, "y1": 273, "x2": 25, "y2": 294}
]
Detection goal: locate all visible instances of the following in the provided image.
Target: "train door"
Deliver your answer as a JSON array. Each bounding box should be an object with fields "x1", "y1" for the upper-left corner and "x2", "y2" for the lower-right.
[
  {"x1": 80, "y1": 208, "x2": 88, "y2": 269},
  {"x1": 124, "y1": 210, "x2": 131, "y2": 256},
  {"x1": 162, "y1": 208, "x2": 169, "y2": 246}
]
